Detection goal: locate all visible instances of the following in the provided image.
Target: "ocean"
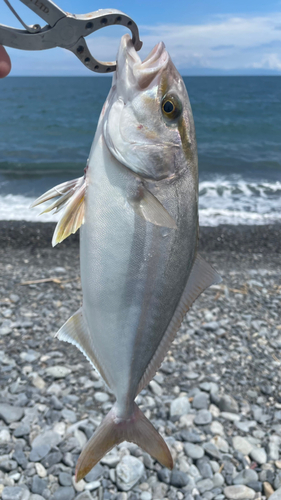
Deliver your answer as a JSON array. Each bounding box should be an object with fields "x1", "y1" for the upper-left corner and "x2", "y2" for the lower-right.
[{"x1": 0, "y1": 76, "x2": 280, "y2": 226}]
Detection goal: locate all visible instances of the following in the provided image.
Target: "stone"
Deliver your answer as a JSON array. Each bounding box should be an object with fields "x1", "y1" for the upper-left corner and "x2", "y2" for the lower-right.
[
  {"x1": 13, "y1": 447, "x2": 28, "y2": 469},
  {"x1": 140, "y1": 493, "x2": 152, "y2": 500},
  {"x1": 233, "y1": 469, "x2": 258, "y2": 485},
  {"x1": 73, "y1": 477, "x2": 86, "y2": 492},
  {"x1": 61, "y1": 408, "x2": 77, "y2": 423},
  {"x1": 85, "y1": 464, "x2": 104, "y2": 482},
  {"x1": 224, "y1": 485, "x2": 255, "y2": 499},
  {"x1": 247, "y1": 481, "x2": 262, "y2": 492},
  {"x1": 263, "y1": 482, "x2": 274, "y2": 498},
  {"x1": 52, "y1": 486, "x2": 75, "y2": 500},
  {"x1": 100, "y1": 454, "x2": 120, "y2": 467},
  {"x1": 157, "y1": 468, "x2": 171, "y2": 484},
  {"x1": 184, "y1": 443, "x2": 204, "y2": 459},
  {"x1": 203, "y1": 442, "x2": 222, "y2": 460},
  {"x1": 194, "y1": 409, "x2": 212, "y2": 425},
  {"x1": 149, "y1": 380, "x2": 163, "y2": 396},
  {"x1": 268, "y1": 487, "x2": 281, "y2": 500},
  {"x1": 196, "y1": 459, "x2": 213, "y2": 479},
  {"x1": 181, "y1": 429, "x2": 203, "y2": 443},
  {"x1": 213, "y1": 473, "x2": 224, "y2": 487},
  {"x1": 94, "y1": 392, "x2": 109, "y2": 403},
  {"x1": 235, "y1": 421, "x2": 256, "y2": 433},
  {"x1": 45, "y1": 366, "x2": 71, "y2": 378},
  {"x1": 170, "y1": 397, "x2": 190, "y2": 418},
  {"x1": 41, "y1": 451, "x2": 63, "y2": 468},
  {"x1": 29, "y1": 445, "x2": 51, "y2": 462},
  {"x1": 0, "y1": 404, "x2": 24, "y2": 424},
  {"x1": 210, "y1": 421, "x2": 224, "y2": 436},
  {"x1": 211, "y1": 436, "x2": 229, "y2": 453},
  {"x1": 116, "y1": 455, "x2": 145, "y2": 491},
  {"x1": 170, "y1": 470, "x2": 189, "y2": 488},
  {"x1": 76, "y1": 493, "x2": 94, "y2": 500},
  {"x1": 31, "y1": 430, "x2": 61, "y2": 449},
  {"x1": 14, "y1": 423, "x2": 31, "y2": 437},
  {"x1": 59, "y1": 472, "x2": 72, "y2": 486},
  {"x1": 84, "y1": 481, "x2": 100, "y2": 491},
  {"x1": 31, "y1": 476, "x2": 47, "y2": 495},
  {"x1": 219, "y1": 395, "x2": 239, "y2": 413},
  {"x1": 0, "y1": 429, "x2": 10, "y2": 442},
  {"x1": 232, "y1": 436, "x2": 253, "y2": 455},
  {"x1": 35, "y1": 463, "x2": 47, "y2": 478},
  {"x1": 250, "y1": 447, "x2": 267, "y2": 464},
  {"x1": 196, "y1": 478, "x2": 214, "y2": 493},
  {"x1": 192, "y1": 392, "x2": 209, "y2": 410},
  {"x1": 220, "y1": 412, "x2": 240, "y2": 422},
  {"x1": 30, "y1": 496, "x2": 45, "y2": 500},
  {"x1": 2, "y1": 487, "x2": 30, "y2": 500}
]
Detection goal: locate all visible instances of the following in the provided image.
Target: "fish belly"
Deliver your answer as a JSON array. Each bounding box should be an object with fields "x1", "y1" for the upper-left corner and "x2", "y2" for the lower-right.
[{"x1": 80, "y1": 136, "x2": 197, "y2": 414}]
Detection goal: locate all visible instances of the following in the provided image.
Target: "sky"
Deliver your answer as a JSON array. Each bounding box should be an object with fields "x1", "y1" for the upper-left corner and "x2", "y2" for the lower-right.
[{"x1": 2, "y1": 0, "x2": 281, "y2": 75}]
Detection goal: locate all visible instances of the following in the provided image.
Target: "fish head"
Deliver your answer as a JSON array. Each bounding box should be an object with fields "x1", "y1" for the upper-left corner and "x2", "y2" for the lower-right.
[{"x1": 103, "y1": 34, "x2": 197, "y2": 181}]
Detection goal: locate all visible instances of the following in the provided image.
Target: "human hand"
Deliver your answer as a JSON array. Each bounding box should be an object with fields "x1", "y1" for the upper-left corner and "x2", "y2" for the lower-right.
[{"x1": 0, "y1": 45, "x2": 11, "y2": 78}]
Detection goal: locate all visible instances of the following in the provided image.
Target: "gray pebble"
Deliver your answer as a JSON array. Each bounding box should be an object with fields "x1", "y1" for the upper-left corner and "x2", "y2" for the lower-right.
[
  {"x1": 41, "y1": 451, "x2": 63, "y2": 468},
  {"x1": 170, "y1": 469, "x2": 190, "y2": 488},
  {"x1": 14, "y1": 423, "x2": 31, "y2": 437},
  {"x1": 94, "y1": 391, "x2": 109, "y2": 403},
  {"x1": 192, "y1": 392, "x2": 210, "y2": 410},
  {"x1": 170, "y1": 397, "x2": 190, "y2": 418},
  {"x1": 31, "y1": 476, "x2": 47, "y2": 495},
  {"x1": 85, "y1": 463, "x2": 104, "y2": 482},
  {"x1": 76, "y1": 492, "x2": 94, "y2": 500},
  {"x1": 184, "y1": 443, "x2": 204, "y2": 460},
  {"x1": 0, "y1": 404, "x2": 24, "y2": 424},
  {"x1": 224, "y1": 485, "x2": 255, "y2": 499},
  {"x1": 29, "y1": 445, "x2": 51, "y2": 462},
  {"x1": 194, "y1": 409, "x2": 212, "y2": 425},
  {"x1": 52, "y1": 486, "x2": 75, "y2": 500},
  {"x1": 233, "y1": 469, "x2": 258, "y2": 485},
  {"x1": 116, "y1": 455, "x2": 144, "y2": 491},
  {"x1": 61, "y1": 408, "x2": 77, "y2": 423},
  {"x1": 196, "y1": 478, "x2": 214, "y2": 493},
  {"x1": 13, "y1": 447, "x2": 28, "y2": 469},
  {"x1": 157, "y1": 468, "x2": 171, "y2": 484},
  {"x1": 268, "y1": 487, "x2": 281, "y2": 500},
  {"x1": 59, "y1": 472, "x2": 72, "y2": 486},
  {"x1": 249, "y1": 447, "x2": 267, "y2": 464},
  {"x1": 203, "y1": 443, "x2": 221, "y2": 460},
  {"x1": 212, "y1": 473, "x2": 224, "y2": 487},
  {"x1": 45, "y1": 366, "x2": 71, "y2": 378},
  {"x1": 232, "y1": 436, "x2": 253, "y2": 455},
  {"x1": 2, "y1": 487, "x2": 30, "y2": 500},
  {"x1": 196, "y1": 459, "x2": 213, "y2": 479},
  {"x1": 219, "y1": 395, "x2": 239, "y2": 413},
  {"x1": 32, "y1": 431, "x2": 61, "y2": 449}
]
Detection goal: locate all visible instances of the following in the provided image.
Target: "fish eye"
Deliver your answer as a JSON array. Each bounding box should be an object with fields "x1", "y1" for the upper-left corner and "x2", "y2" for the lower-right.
[{"x1": 161, "y1": 94, "x2": 182, "y2": 121}]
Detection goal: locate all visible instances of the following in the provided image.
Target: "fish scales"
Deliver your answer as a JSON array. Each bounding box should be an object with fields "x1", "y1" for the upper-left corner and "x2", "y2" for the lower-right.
[{"x1": 31, "y1": 33, "x2": 221, "y2": 480}]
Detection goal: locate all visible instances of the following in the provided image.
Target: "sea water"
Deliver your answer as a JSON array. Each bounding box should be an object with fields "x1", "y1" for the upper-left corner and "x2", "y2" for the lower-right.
[{"x1": 0, "y1": 76, "x2": 280, "y2": 225}]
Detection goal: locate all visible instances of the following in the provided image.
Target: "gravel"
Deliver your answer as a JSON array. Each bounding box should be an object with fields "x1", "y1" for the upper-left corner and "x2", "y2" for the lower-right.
[{"x1": 0, "y1": 222, "x2": 280, "y2": 499}]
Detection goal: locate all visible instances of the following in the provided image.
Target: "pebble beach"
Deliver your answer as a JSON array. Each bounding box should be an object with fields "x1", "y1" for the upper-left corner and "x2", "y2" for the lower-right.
[{"x1": 0, "y1": 222, "x2": 280, "y2": 500}]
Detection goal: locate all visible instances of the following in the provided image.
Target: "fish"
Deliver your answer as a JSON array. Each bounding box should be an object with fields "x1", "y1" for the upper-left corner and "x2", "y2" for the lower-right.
[{"x1": 32, "y1": 33, "x2": 221, "y2": 481}]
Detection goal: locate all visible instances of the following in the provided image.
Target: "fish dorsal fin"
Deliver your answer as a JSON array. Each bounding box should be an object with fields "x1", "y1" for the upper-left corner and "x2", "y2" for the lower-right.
[
  {"x1": 137, "y1": 254, "x2": 222, "y2": 394},
  {"x1": 56, "y1": 308, "x2": 111, "y2": 389},
  {"x1": 30, "y1": 176, "x2": 86, "y2": 246},
  {"x1": 128, "y1": 182, "x2": 177, "y2": 229}
]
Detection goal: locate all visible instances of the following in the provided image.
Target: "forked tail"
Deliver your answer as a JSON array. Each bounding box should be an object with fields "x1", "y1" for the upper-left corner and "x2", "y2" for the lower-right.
[{"x1": 75, "y1": 402, "x2": 173, "y2": 481}]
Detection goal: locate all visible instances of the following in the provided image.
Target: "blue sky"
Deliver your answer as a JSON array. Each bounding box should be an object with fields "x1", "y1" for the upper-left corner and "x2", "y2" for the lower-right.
[{"x1": 2, "y1": 0, "x2": 281, "y2": 75}]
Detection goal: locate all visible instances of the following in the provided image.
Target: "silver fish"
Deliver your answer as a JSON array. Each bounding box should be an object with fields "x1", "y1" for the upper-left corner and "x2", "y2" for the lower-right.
[{"x1": 32, "y1": 34, "x2": 221, "y2": 480}]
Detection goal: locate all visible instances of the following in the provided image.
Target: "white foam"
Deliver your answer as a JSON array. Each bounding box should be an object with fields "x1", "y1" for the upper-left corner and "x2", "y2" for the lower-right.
[{"x1": 0, "y1": 176, "x2": 280, "y2": 226}]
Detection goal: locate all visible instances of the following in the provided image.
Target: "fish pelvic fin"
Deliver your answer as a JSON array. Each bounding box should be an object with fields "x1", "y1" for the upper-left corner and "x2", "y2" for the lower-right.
[
  {"x1": 30, "y1": 176, "x2": 86, "y2": 246},
  {"x1": 75, "y1": 401, "x2": 173, "y2": 481},
  {"x1": 137, "y1": 254, "x2": 222, "y2": 394},
  {"x1": 55, "y1": 308, "x2": 111, "y2": 389}
]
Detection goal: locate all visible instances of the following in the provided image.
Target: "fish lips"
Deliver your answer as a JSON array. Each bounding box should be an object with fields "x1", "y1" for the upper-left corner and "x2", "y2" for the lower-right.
[{"x1": 116, "y1": 34, "x2": 169, "y2": 91}]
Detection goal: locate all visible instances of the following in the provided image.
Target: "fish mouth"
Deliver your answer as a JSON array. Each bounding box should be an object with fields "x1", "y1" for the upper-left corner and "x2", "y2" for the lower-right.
[{"x1": 117, "y1": 34, "x2": 169, "y2": 89}]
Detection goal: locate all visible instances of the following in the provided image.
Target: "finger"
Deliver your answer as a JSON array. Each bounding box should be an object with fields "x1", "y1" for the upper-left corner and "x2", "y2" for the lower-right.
[{"x1": 0, "y1": 45, "x2": 12, "y2": 78}]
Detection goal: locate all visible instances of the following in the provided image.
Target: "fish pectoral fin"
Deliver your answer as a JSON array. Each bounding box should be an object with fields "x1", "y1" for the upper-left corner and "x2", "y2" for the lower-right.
[
  {"x1": 128, "y1": 182, "x2": 177, "y2": 229},
  {"x1": 30, "y1": 176, "x2": 86, "y2": 246},
  {"x1": 75, "y1": 402, "x2": 173, "y2": 482},
  {"x1": 55, "y1": 308, "x2": 111, "y2": 389},
  {"x1": 137, "y1": 254, "x2": 222, "y2": 394}
]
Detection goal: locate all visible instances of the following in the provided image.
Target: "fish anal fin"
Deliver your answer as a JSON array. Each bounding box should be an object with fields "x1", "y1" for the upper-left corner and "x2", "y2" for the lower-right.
[
  {"x1": 75, "y1": 402, "x2": 173, "y2": 481},
  {"x1": 128, "y1": 182, "x2": 177, "y2": 229},
  {"x1": 56, "y1": 308, "x2": 111, "y2": 389},
  {"x1": 137, "y1": 254, "x2": 222, "y2": 394}
]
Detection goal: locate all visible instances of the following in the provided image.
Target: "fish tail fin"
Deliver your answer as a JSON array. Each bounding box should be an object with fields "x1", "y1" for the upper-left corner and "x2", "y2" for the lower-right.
[{"x1": 75, "y1": 402, "x2": 173, "y2": 481}]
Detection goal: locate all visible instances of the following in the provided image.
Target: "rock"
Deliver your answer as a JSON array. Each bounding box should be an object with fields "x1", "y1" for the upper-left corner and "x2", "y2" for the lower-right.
[
  {"x1": 170, "y1": 470, "x2": 189, "y2": 488},
  {"x1": 45, "y1": 366, "x2": 71, "y2": 378},
  {"x1": 268, "y1": 487, "x2": 281, "y2": 500},
  {"x1": 100, "y1": 454, "x2": 120, "y2": 467},
  {"x1": 0, "y1": 404, "x2": 24, "y2": 424},
  {"x1": 31, "y1": 476, "x2": 47, "y2": 495},
  {"x1": 13, "y1": 447, "x2": 28, "y2": 469},
  {"x1": 59, "y1": 472, "x2": 72, "y2": 486},
  {"x1": 84, "y1": 481, "x2": 100, "y2": 491},
  {"x1": 233, "y1": 469, "x2": 258, "y2": 485},
  {"x1": 247, "y1": 481, "x2": 262, "y2": 492},
  {"x1": 30, "y1": 496, "x2": 45, "y2": 500},
  {"x1": 35, "y1": 463, "x2": 47, "y2": 478},
  {"x1": 0, "y1": 429, "x2": 10, "y2": 442},
  {"x1": 210, "y1": 421, "x2": 224, "y2": 436},
  {"x1": 76, "y1": 492, "x2": 94, "y2": 500},
  {"x1": 170, "y1": 397, "x2": 190, "y2": 418},
  {"x1": 157, "y1": 468, "x2": 171, "y2": 484},
  {"x1": 203, "y1": 442, "x2": 222, "y2": 460},
  {"x1": 41, "y1": 451, "x2": 63, "y2": 468},
  {"x1": 220, "y1": 412, "x2": 240, "y2": 422},
  {"x1": 235, "y1": 420, "x2": 256, "y2": 433},
  {"x1": 224, "y1": 485, "x2": 255, "y2": 499},
  {"x1": 196, "y1": 478, "x2": 214, "y2": 493},
  {"x1": 2, "y1": 486, "x2": 30, "y2": 500},
  {"x1": 194, "y1": 409, "x2": 212, "y2": 425},
  {"x1": 232, "y1": 436, "x2": 253, "y2": 455},
  {"x1": 192, "y1": 392, "x2": 209, "y2": 410},
  {"x1": 29, "y1": 445, "x2": 51, "y2": 462},
  {"x1": 116, "y1": 455, "x2": 145, "y2": 491},
  {"x1": 181, "y1": 429, "x2": 203, "y2": 443},
  {"x1": 32, "y1": 430, "x2": 62, "y2": 449},
  {"x1": 85, "y1": 464, "x2": 104, "y2": 482},
  {"x1": 211, "y1": 436, "x2": 229, "y2": 453},
  {"x1": 94, "y1": 392, "x2": 109, "y2": 403},
  {"x1": 140, "y1": 492, "x2": 152, "y2": 500},
  {"x1": 184, "y1": 443, "x2": 204, "y2": 459},
  {"x1": 264, "y1": 482, "x2": 274, "y2": 499},
  {"x1": 196, "y1": 459, "x2": 213, "y2": 479},
  {"x1": 72, "y1": 477, "x2": 86, "y2": 492},
  {"x1": 61, "y1": 408, "x2": 77, "y2": 423},
  {"x1": 14, "y1": 423, "x2": 31, "y2": 437},
  {"x1": 250, "y1": 447, "x2": 267, "y2": 464},
  {"x1": 149, "y1": 380, "x2": 163, "y2": 396},
  {"x1": 53, "y1": 486, "x2": 75, "y2": 500},
  {"x1": 219, "y1": 395, "x2": 239, "y2": 413},
  {"x1": 213, "y1": 473, "x2": 224, "y2": 487}
]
